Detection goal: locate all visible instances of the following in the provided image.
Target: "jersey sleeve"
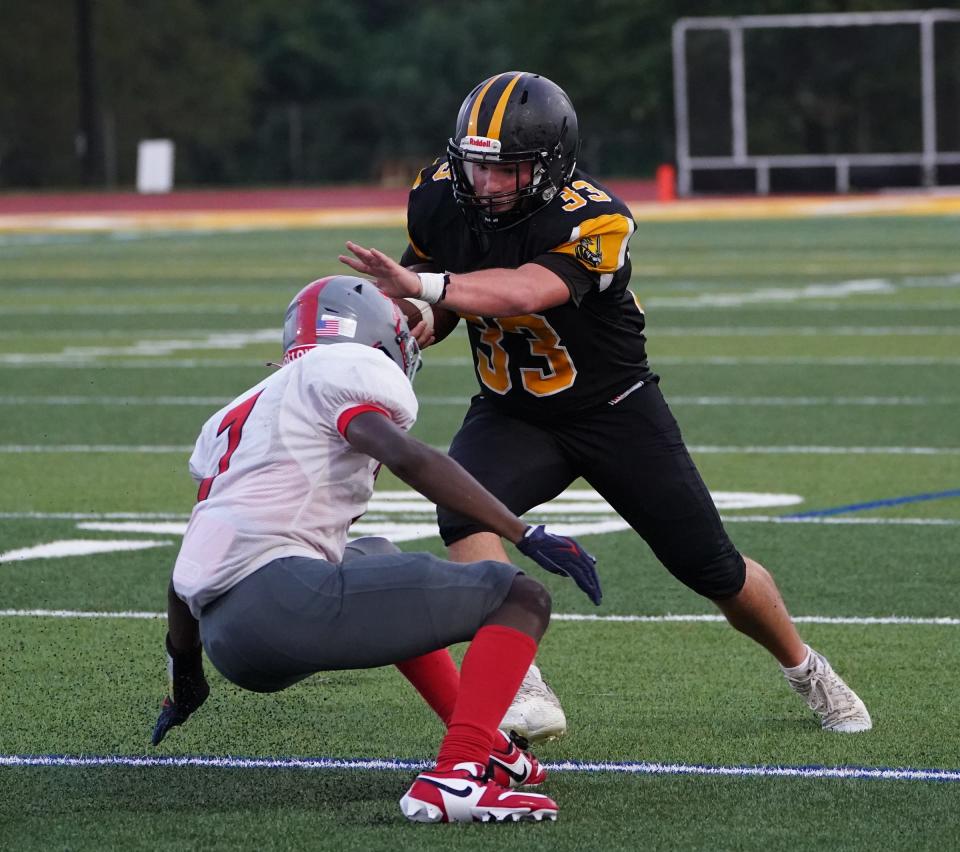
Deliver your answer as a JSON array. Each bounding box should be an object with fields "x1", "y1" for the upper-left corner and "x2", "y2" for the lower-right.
[
  {"x1": 187, "y1": 431, "x2": 213, "y2": 483},
  {"x1": 403, "y1": 159, "x2": 454, "y2": 267},
  {"x1": 532, "y1": 212, "x2": 635, "y2": 304},
  {"x1": 527, "y1": 176, "x2": 636, "y2": 305},
  {"x1": 300, "y1": 345, "x2": 418, "y2": 434},
  {"x1": 187, "y1": 407, "x2": 229, "y2": 483}
]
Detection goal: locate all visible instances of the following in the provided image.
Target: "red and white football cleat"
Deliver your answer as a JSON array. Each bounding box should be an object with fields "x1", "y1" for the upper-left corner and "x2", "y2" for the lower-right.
[
  {"x1": 400, "y1": 762, "x2": 558, "y2": 823},
  {"x1": 487, "y1": 729, "x2": 547, "y2": 787}
]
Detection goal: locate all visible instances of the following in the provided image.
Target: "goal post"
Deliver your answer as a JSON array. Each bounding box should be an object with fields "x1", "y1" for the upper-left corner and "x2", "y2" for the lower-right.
[{"x1": 672, "y1": 9, "x2": 960, "y2": 196}]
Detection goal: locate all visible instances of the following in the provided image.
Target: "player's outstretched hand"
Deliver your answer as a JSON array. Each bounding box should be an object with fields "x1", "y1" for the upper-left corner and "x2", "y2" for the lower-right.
[
  {"x1": 517, "y1": 524, "x2": 602, "y2": 606},
  {"x1": 151, "y1": 635, "x2": 210, "y2": 746},
  {"x1": 338, "y1": 241, "x2": 422, "y2": 300}
]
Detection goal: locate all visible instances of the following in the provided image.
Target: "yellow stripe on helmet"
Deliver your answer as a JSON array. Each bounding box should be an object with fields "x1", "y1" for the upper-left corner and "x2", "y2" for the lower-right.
[
  {"x1": 486, "y1": 72, "x2": 523, "y2": 141},
  {"x1": 467, "y1": 74, "x2": 505, "y2": 137}
]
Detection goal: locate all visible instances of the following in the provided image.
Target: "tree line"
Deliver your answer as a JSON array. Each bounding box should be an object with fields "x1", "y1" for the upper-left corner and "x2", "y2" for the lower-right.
[{"x1": 0, "y1": 0, "x2": 954, "y2": 189}]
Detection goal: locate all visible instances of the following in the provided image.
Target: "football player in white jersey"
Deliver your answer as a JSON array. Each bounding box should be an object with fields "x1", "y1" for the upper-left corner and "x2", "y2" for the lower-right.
[{"x1": 151, "y1": 275, "x2": 602, "y2": 824}]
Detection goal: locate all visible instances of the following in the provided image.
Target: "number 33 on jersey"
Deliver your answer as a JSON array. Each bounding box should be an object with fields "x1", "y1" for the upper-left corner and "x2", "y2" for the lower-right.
[{"x1": 404, "y1": 160, "x2": 651, "y2": 418}]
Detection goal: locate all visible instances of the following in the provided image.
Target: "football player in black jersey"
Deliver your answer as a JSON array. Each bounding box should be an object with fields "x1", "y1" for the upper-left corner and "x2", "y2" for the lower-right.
[{"x1": 340, "y1": 71, "x2": 872, "y2": 738}]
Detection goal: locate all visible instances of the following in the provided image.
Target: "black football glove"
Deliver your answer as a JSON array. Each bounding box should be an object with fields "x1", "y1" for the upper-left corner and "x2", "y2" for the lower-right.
[
  {"x1": 516, "y1": 524, "x2": 602, "y2": 606},
  {"x1": 151, "y1": 634, "x2": 210, "y2": 746}
]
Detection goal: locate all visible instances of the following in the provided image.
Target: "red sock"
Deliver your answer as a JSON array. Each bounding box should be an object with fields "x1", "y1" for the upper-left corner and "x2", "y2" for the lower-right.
[
  {"x1": 395, "y1": 649, "x2": 460, "y2": 726},
  {"x1": 435, "y1": 625, "x2": 537, "y2": 772}
]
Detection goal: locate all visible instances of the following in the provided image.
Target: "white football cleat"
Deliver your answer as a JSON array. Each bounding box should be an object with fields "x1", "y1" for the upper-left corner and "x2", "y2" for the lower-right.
[
  {"x1": 782, "y1": 648, "x2": 872, "y2": 733},
  {"x1": 399, "y1": 762, "x2": 558, "y2": 823},
  {"x1": 500, "y1": 663, "x2": 567, "y2": 743}
]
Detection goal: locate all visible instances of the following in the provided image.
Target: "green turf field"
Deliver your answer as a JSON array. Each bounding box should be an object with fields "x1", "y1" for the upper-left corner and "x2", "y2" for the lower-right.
[{"x1": 2, "y1": 216, "x2": 959, "y2": 850}]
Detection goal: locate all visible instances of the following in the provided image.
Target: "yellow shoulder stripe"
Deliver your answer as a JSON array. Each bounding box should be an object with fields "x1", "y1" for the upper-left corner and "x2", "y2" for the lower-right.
[
  {"x1": 407, "y1": 232, "x2": 431, "y2": 260},
  {"x1": 412, "y1": 158, "x2": 445, "y2": 189},
  {"x1": 550, "y1": 213, "x2": 635, "y2": 274}
]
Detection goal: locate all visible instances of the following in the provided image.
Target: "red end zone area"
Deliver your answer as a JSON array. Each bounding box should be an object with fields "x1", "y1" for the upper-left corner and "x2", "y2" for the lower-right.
[
  {"x1": 0, "y1": 180, "x2": 957, "y2": 231},
  {"x1": 0, "y1": 181, "x2": 655, "y2": 233},
  {"x1": 0, "y1": 181, "x2": 659, "y2": 214},
  {"x1": 0, "y1": 186, "x2": 415, "y2": 214}
]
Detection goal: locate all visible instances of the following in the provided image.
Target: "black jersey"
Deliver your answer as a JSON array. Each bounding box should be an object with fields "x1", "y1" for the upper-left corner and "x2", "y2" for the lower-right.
[{"x1": 401, "y1": 160, "x2": 652, "y2": 420}]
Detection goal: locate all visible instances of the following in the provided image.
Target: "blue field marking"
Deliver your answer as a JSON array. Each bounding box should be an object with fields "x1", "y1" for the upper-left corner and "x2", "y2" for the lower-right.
[
  {"x1": 3, "y1": 754, "x2": 960, "y2": 784},
  {"x1": 785, "y1": 487, "x2": 960, "y2": 519}
]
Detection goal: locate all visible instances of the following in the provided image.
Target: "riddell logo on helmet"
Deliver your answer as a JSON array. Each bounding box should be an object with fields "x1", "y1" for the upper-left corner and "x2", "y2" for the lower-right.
[{"x1": 461, "y1": 136, "x2": 501, "y2": 154}]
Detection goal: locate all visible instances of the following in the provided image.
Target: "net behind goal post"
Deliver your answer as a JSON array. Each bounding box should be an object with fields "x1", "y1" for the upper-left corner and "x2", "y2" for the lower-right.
[{"x1": 672, "y1": 10, "x2": 960, "y2": 196}]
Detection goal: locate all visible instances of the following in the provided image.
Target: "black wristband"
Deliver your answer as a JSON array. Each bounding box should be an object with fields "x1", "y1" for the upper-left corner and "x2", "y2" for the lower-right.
[{"x1": 439, "y1": 273, "x2": 450, "y2": 303}]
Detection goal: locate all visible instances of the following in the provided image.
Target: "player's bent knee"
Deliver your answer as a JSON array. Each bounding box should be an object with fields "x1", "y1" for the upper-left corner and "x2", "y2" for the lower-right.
[
  {"x1": 505, "y1": 574, "x2": 552, "y2": 623},
  {"x1": 669, "y1": 551, "x2": 747, "y2": 600}
]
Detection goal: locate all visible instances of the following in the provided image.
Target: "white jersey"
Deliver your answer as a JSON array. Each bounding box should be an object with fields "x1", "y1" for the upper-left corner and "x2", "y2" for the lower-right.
[{"x1": 173, "y1": 343, "x2": 418, "y2": 618}]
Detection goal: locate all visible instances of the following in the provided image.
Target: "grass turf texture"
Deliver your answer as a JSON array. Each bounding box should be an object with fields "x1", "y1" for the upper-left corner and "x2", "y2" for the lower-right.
[
  {"x1": 7, "y1": 769, "x2": 959, "y2": 851},
  {"x1": 2, "y1": 217, "x2": 959, "y2": 849}
]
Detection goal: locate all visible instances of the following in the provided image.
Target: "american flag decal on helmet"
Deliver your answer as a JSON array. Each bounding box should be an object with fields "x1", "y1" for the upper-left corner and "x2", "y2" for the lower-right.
[
  {"x1": 316, "y1": 319, "x2": 341, "y2": 336},
  {"x1": 316, "y1": 315, "x2": 357, "y2": 338}
]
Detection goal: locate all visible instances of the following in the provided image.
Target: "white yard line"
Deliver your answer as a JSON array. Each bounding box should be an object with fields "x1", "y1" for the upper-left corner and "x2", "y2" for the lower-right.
[
  {"x1": 0, "y1": 396, "x2": 231, "y2": 406},
  {"x1": 0, "y1": 326, "x2": 955, "y2": 367},
  {"x1": 650, "y1": 302, "x2": 960, "y2": 312},
  {"x1": 0, "y1": 609, "x2": 166, "y2": 619},
  {"x1": 0, "y1": 540, "x2": 173, "y2": 561},
  {"x1": 653, "y1": 326, "x2": 960, "y2": 336},
  {"x1": 0, "y1": 306, "x2": 263, "y2": 316},
  {"x1": 653, "y1": 356, "x2": 960, "y2": 366},
  {"x1": 2, "y1": 510, "x2": 953, "y2": 526},
  {"x1": 0, "y1": 609, "x2": 956, "y2": 625},
  {"x1": 0, "y1": 511, "x2": 190, "y2": 519},
  {"x1": 414, "y1": 395, "x2": 957, "y2": 407},
  {"x1": 669, "y1": 395, "x2": 957, "y2": 406},
  {"x1": 4, "y1": 355, "x2": 960, "y2": 369},
  {"x1": 1, "y1": 753, "x2": 957, "y2": 783},
  {"x1": 3, "y1": 443, "x2": 958, "y2": 456},
  {"x1": 3, "y1": 302, "x2": 957, "y2": 319},
  {"x1": 552, "y1": 614, "x2": 960, "y2": 626},
  {"x1": 0, "y1": 445, "x2": 194, "y2": 453},
  {"x1": 3, "y1": 394, "x2": 956, "y2": 407},
  {"x1": 689, "y1": 445, "x2": 960, "y2": 455},
  {"x1": 645, "y1": 279, "x2": 896, "y2": 306},
  {"x1": 723, "y1": 515, "x2": 959, "y2": 526},
  {"x1": 0, "y1": 359, "x2": 264, "y2": 369},
  {"x1": 0, "y1": 329, "x2": 277, "y2": 364}
]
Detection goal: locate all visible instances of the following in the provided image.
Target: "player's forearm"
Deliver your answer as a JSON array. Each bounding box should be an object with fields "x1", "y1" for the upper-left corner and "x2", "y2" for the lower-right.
[
  {"x1": 438, "y1": 264, "x2": 568, "y2": 316},
  {"x1": 345, "y1": 412, "x2": 527, "y2": 543},
  {"x1": 390, "y1": 449, "x2": 527, "y2": 545},
  {"x1": 166, "y1": 577, "x2": 201, "y2": 653}
]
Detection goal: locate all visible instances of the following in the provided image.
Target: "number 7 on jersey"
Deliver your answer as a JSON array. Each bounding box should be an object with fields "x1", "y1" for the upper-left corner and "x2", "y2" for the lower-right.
[{"x1": 196, "y1": 391, "x2": 264, "y2": 502}]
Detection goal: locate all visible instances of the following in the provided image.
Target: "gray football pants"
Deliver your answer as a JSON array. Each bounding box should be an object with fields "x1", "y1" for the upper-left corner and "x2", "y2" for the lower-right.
[{"x1": 199, "y1": 537, "x2": 519, "y2": 693}]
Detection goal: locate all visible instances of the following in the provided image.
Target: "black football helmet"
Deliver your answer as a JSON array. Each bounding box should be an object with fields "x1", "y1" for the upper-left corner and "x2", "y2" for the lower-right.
[
  {"x1": 281, "y1": 275, "x2": 420, "y2": 380},
  {"x1": 446, "y1": 71, "x2": 580, "y2": 231}
]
